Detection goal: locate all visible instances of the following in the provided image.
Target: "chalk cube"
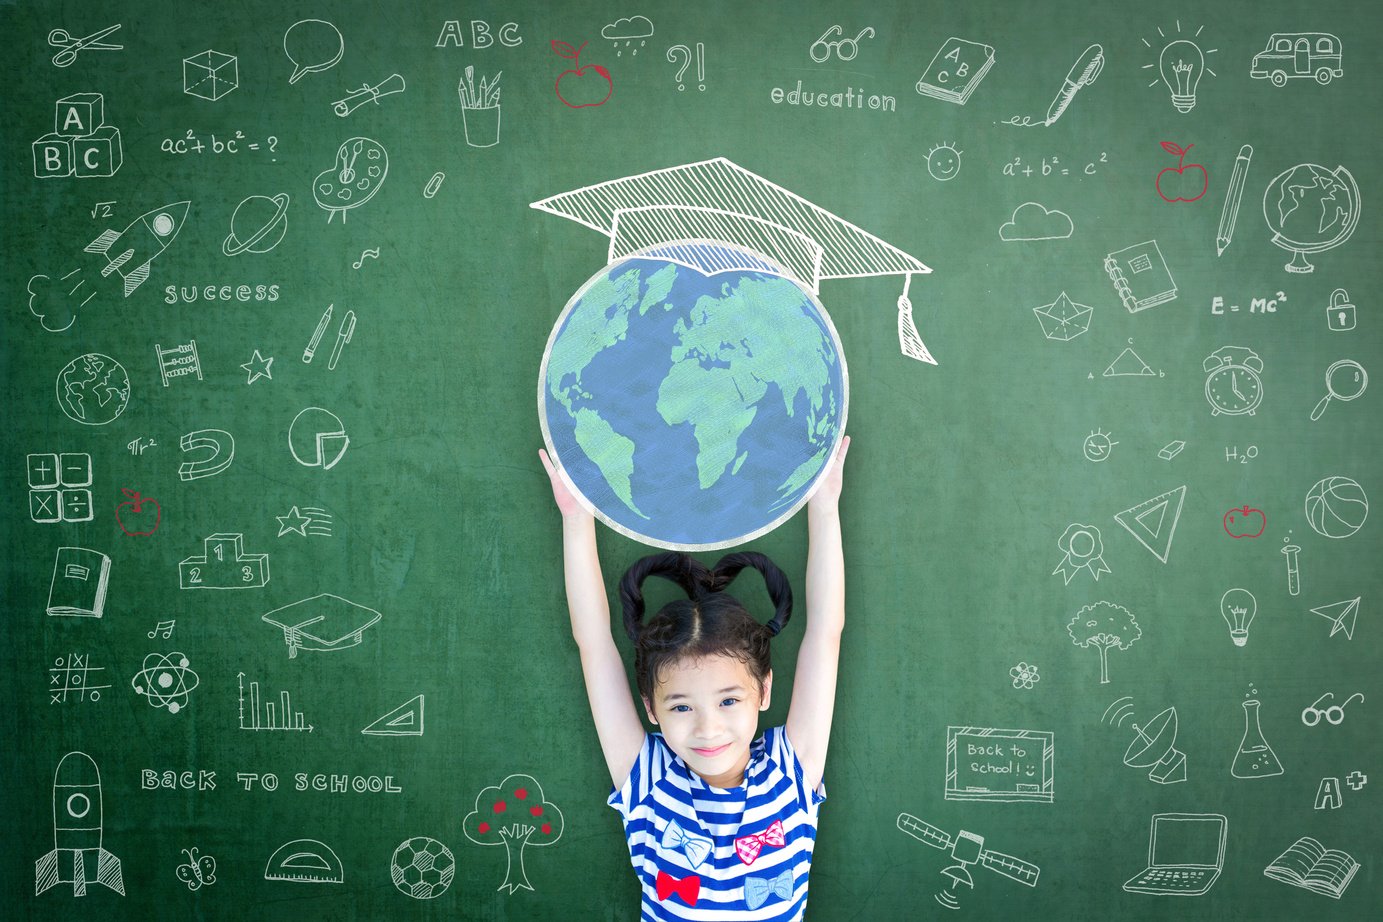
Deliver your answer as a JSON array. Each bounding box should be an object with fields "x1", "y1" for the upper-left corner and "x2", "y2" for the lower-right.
[
  {"x1": 33, "y1": 134, "x2": 74, "y2": 178},
  {"x1": 73, "y1": 125, "x2": 123, "y2": 177},
  {"x1": 61, "y1": 489, "x2": 94, "y2": 522},
  {"x1": 54, "y1": 93, "x2": 104, "y2": 137},
  {"x1": 30, "y1": 490, "x2": 62, "y2": 523},
  {"x1": 184, "y1": 50, "x2": 239, "y2": 101}
]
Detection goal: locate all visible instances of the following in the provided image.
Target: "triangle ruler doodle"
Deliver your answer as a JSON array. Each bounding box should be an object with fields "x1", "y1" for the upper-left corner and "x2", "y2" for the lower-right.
[
  {"x1": 1103, "y1": 346, "x2": 1155, "y2": 377},
  {"x1": 1310, "y1": 598, "x2": 1359, "y2": 640},
  {"x1": 362, "y1": 694, "x2": 424, "y2": 736},
  {"x1": 1114, "y1": 485, "x2": 1187, "y2": 563}
]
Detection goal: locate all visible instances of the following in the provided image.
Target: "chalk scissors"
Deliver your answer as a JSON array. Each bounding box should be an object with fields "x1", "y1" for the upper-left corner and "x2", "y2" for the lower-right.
[{"x1": 49, "y1": 24, "x2": 124, "y2": 68}]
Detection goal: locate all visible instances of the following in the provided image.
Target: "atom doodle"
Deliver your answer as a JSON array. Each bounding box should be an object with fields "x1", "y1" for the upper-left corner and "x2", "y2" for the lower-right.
[{"x1": 131, "y1": 652, "x2": 199, "y2": 714}]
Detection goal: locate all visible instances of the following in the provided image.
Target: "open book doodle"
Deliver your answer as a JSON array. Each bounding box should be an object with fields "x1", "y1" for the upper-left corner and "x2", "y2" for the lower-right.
[{"x1": 1262, "y1": 836, "x2": 1359, "y2": 899}]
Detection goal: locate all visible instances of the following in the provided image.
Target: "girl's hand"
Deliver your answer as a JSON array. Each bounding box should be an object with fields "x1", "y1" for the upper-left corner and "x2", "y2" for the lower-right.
[
  {"x1": 808, "y1": 434, "x2": 850, "y2": 511},
  {"x1": 539, "y1": 448, "x2": 590, "y2": 519}
]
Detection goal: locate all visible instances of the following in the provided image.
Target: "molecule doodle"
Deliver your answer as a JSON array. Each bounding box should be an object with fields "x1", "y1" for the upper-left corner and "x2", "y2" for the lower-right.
[{"x1": 131, "y1": 651, "x2": 199, "y2": 713}]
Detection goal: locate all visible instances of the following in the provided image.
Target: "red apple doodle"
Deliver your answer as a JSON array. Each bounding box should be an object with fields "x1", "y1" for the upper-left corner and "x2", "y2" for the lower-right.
[
  {"x1": 116, "y1": 487, "x2": 161, "y2": 536},
  {"x1": 553, "y1": 40, "x2": 613, "y2": 108},
  {"x1": 1223, "y1": 505, "x2": 1266, "y2": 539},
  {"x1": 1156, "y1": 142, "x2": 1209, "y2": 203}
]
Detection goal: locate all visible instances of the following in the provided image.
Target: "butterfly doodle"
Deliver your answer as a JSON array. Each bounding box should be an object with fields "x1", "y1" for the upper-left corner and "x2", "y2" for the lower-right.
[{"x1": 176, "y1": 847, "x2": 217, "y2": 890}]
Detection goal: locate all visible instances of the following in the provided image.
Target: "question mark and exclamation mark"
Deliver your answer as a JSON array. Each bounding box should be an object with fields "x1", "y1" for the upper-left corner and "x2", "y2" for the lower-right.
[{"x1": 667, "y1": 43, "x2": 705, "y2": 91}]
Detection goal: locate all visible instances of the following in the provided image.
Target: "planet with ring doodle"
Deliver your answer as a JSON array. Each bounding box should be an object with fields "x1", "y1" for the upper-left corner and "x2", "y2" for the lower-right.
[{"x1": 223, "y1": 193, "x2": 291, "y2": 256}]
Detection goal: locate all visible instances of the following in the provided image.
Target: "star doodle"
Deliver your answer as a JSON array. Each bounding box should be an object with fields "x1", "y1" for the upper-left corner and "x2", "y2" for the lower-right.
[
  {"x1": 241, "y1": 349, "x2": 274, "y2": 384},
  {"x1": 1010, "y1": 662, "x2": 1040, "y2": 689},
  {"x1": 276, "y1": 505, "x2": 312, "y2": 537}
]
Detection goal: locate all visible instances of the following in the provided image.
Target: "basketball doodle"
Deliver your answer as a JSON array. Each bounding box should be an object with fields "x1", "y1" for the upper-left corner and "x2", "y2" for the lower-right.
[{"x1": 1305, "y1": 476, "x2": 1368, "y2": 538}]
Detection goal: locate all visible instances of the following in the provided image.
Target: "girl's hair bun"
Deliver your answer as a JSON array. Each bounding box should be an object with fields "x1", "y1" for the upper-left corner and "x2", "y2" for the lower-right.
[
  {"x1": 708, "y1": 551, "x2": 793, "y2": 636},
  {"x1": 617, "y1": 552, "x2": 712, "y2": 643}
]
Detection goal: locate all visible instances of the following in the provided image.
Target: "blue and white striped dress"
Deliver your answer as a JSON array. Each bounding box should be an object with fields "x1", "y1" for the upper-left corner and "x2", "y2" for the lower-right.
[{"x1": 609, "y1": 726, "x2": 825, "y2": 921}]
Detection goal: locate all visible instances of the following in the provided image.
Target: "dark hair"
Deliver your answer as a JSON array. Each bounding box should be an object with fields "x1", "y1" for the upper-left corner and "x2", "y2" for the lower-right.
[{"x1": 618, "y1": 551, "x2": 792, "y2": 704}]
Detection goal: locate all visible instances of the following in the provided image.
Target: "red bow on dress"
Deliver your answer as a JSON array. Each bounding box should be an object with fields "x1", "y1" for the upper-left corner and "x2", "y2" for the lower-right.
[
  {"x1": 656, "y1": 870, "x2": 700, "y2": 905},
  {"x1": 734, "y1": 819, "x2": 786, "y2": 865}
]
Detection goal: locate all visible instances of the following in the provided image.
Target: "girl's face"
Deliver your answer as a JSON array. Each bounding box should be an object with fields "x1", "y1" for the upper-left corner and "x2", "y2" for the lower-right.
[{"x1": 643, "y1": 653, "x2": 771, "y2": 789}]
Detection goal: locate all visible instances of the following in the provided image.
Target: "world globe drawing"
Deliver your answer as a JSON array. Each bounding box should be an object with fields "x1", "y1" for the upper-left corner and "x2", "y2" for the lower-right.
[
  {"x1": 55, "y1": 352, "x2": 130, "y2": 425},
  {"x1": 539, "y1": 243, "x2": 848, "y2": 549},
  {"x1": 1262, "y1": 163, "x2": 1359, "y2": 273}
]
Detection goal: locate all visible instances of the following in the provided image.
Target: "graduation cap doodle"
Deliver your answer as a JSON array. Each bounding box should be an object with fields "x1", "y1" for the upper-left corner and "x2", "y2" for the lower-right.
[
  {"x1": 531, "y1": 157, "x2": 938, "y2": 363},
  {"x1": 261, "y1": 593, "x2": 381, "y2": 658}
]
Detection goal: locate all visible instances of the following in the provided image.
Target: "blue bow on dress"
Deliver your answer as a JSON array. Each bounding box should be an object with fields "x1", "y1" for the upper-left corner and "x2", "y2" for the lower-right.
[
  {"x1": 661, "y1": 819, "x2": 713, "y2": 870},
  {"x1": 745, "y1": 867, "x2": 793, "y2": 910}
]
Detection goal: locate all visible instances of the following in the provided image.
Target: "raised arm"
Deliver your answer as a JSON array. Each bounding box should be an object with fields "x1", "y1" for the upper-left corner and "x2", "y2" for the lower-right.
[
  {"x1": 540, "y1": 449, "x2": 646, "y2": 788},
  {"x1": 785, "y1": 435, "x2": 850, "y2": 793}
]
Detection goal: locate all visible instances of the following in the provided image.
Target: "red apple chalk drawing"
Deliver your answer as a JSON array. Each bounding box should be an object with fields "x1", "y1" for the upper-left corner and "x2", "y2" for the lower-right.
[
  {"x1": 1224, "y1": 505, "x2": 1266, "y2": 538},
  {"x1": 116, "y1": 488, "x2": 161, "y2": 536},
  {"x1": 553, "y1": 41, "x2": 612, "y2": 108},
  {"x1": 1156, "y1": 142, "x2": 1209, "y2": 202}
]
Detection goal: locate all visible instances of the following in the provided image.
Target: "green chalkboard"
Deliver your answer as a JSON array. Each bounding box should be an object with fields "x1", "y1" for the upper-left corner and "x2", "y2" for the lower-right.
[{"x1": 3, "y1": 0, "x2": 1381, "y2": 919}]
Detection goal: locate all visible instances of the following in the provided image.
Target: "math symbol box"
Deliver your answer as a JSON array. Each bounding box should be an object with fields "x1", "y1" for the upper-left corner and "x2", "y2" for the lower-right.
[
  {"x1": 184, "y1": 50, "x2": 239, "y2": 101},
  {"x1": 73, "y1": 125, "x2": 123, "y2": 177},
  {"x1": 54, "y1": 93, "x2": 104, "y2": 137},
  {"x1": 60, "y1": 489, "x2": 94, "y2": 522},
  {"x1": 33, "y1": 134, "x2": 74, "y2": 178}
]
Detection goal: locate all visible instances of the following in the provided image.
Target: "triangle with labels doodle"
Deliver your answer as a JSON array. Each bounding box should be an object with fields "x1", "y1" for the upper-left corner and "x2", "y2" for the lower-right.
[{"x1": 1114, "y1": 486, "x2": 1186, "y2": 563}]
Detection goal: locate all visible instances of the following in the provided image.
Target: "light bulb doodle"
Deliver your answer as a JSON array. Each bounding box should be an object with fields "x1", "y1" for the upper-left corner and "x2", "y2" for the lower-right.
[
  {"x1": 1220, "y1": 589, "x2": 1257, "y2": 646},
  {"x1": 1141, "y1": 22, "x2": 1217, "y2": 114}
]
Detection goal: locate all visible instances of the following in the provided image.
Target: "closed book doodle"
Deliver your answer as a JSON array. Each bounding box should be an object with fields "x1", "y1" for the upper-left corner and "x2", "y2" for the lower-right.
[{"x1": 1104, "y1": 240, "x2": 1177, "y2": 312}]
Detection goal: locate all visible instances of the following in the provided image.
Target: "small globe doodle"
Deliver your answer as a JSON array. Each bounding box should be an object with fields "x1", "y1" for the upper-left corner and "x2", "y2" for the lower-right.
[
  {"x1": 131, "y1": 652, "x2": 199, "y2": 714},
  {"x1": 1010, "y1": 662, "x2": 1040, "y2": 690},
  {"x1": 391, "y1": 836, "x2": 455, "y2": 899},
  {"x1": 55, "y1": 352, "x2": 130, "y2": 425}
]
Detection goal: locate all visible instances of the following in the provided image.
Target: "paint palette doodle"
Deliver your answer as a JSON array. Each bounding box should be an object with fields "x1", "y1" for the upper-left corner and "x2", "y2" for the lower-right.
[{"x1": 314, "y1": 137, "x2": 387, "y2": 222}]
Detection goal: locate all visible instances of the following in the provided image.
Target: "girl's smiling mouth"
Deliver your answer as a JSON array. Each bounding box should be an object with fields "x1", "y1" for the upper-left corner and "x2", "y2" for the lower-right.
[{"x1": 692, "y1": 743, "x2": 731, "y2": 757}]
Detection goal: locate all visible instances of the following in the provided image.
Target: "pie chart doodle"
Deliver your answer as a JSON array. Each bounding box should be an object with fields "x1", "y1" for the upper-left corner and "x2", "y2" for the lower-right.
[
  {"x1": 289, "y1": 406, "x2": 349, "y2": 470},
  {"x1": 130, "y1": 652, "x2": 199, "y2": 714}
]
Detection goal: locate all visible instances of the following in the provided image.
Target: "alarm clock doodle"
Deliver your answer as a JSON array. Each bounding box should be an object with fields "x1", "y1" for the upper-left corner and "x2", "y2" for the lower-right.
[{"x1": 1203, "y1": 345, "x2": 1264, "y2": 416}]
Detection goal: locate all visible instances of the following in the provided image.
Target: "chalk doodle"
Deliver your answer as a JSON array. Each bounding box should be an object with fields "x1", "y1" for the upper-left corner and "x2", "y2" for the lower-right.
[
  {"x1": 333, "y1": 74, "x2": 405, "y2": 117},
  {"x1": 926, "y1": 142, "x2": 962, "y2": 181},
  {"x1": 463, "y1": 774, "x2": 564, "y2": 893},
  {"x1": 1052, "y1": 523, "x2": 1110, "y2": 584},
  {"x1": 553, "y1": 41, "x2": 613, "y2": 107},
  {"x1": 363, "y1": 695, "x2": 425, "y2": 736},
  {"x1": 392, "y1": 837, "x2": 455, "y2": 899},
  {"x1": 28, "y1": 269, "x2": 90, "y2": 332},
  {"x1": 183, "y1": 50, "x2": 237, "y2": 100},
  {"x1": 810, "y1": 25, "x2": 875, "y2": 63},
  {"x1": 304, "y1": 303, "x2": 334, "y2": 361},
  {"x1": 265, "y1": 839, "x2": 343, "y2": 883},
  {"x1": 1231, "y1": 686, "x2": 1284, "y2": 779},
  {"x1": 223, "y1": 194, "x2": 289, "y2": 255},
  {"x1": 46, "y1": 546, "x2": 109, "y2": 617},
  {"x1": 1123, "y1": 814, "x2": 1227, "y2": 895},
  {"x1": 175, "y1": 847, "x2": 216, "y2": 890},
  {"x1": 29, "y1": 453, "x2": 94, "y2": 524},
  {"x1": 1223, "y1": 505, "x2": 1266, "y2": 539},
  {"x1": 1203, "y1": 346, "x2": 1264, "y2": 416},
  {"x1": 1304, "y1": 476, "x2": 1368, "y2": 539},
  {"x1": 1158, "y1": 440, "x2": 1186, "y2": 461},
  {"x1": 944, "y1": 726, "x2": 1054, "y2": 803},
  {"x1": 1263, "y1": 836, "x2": 1359, "y2": 899},
  {"x1": 240, "y1": 349, "x2": 274, "y2": 384},
  {"x1": 1082, "y1": 430, "x2": 1116, "y2": 462},
  {"x1": 1066, "y1": 601, "x2": 1141, "y2": 684},
  {"x1": 1113, "y1": 485, "x2": 1186, "y2": 563},
  {"x1": 1002, "y1": 151, "x2": 1108, "y2": 179},
  {"x1": 1281, "y1": 535, "x2": 1302, "y2": 596},
  {"x1": 1262, "y1": 162, "x2": 1358, "y2": 274},
  {"x1": 1101, "y1": 341, "x2": 1159, "y2": 378},
  {"x1": 999, "y1": 202, "x2": 1072, "y2": 241},
  {"x1": 33, "y1": 92, "x2": 123, "y2": 179},
  {"x1": 459, "y1": 67, "x2": 502, "y2": 147},
  {"x1": 147, "y1": 620, "x2": 175, "y2": 639},
  {"x1": 156, "y1": 340, "x2": 202, "y2": 386},
  {"x1": 1310, "y1": 598, "x2": 1359, "y2": 640},
  {"x1": 424, "y1": 172, "x2": 445, "y2": 198},
  {"x1": 179, "y1": 533, "x2": 269, "y2": 590},
  {"x1": 179, "y1": 428, "x2": 234, "y2": 481},
  {"x1": 1003, "y1": 44, "x2": 1103, "y2": 127},
  {"x1": 84, "y1": 202, "x2": 189, "y2": 296},
  {"x1": 314, "y1": 138, "x2": 388, "y2": 223},
  {"x1": 1142, "y1": 21, "x2": 1217, "y2": 112},
  {"x1": 1250, "y1": 32, "x2": 1343, "y2": 86},
  {"x1": 603, "y1": 16, "x2": 654, "y2": 56},
  {"x1": 897, "y1": 814, "x2": 1040, "y2": 908},
  {"x1": 35, "y1": 752, "x2": 124, "y2": 896},
  {"x1": 1327, "y1": 289, "x2": 1355, "y2": 330},
  {"x1": 276, "y1": 505, "x2": 334, "y2": 537},
  {"x1": 1155, "y1": 142, "x2": 1208, "y2": 203},
  {"x1": 1301, "y1": 692, "x2": 1363, "y2": 727},
  {"x1": 288, "y1": 407, "x2": 350, "y2": 470},
  {"x1": 1219, "y1": 589, "x2": 1258, "y2": 646},
  {"x1": 115, "y1": 488, "x2": 160, "y2": 536},
  {"x1": 1216, "y1": 145, "x2": 1253, "y2": 255},
  {"x1": 1033, "y1": 291, "x2": 1091, "y2": 341},
  {"x1": 161, "y1": 129, "x2": 278, "y2": 157},
  {"x1": 328, "y1": 311, "x2": 355, "y2": 370},
  {"x1": 1009, "y1": 662, "x2": 1039, "y2": 690},
  {"x1": 238, "y1": 672, "x2": 314, "y2": 732},
  {"x1": 1310, "y1": 360, "x2": 1367, "y2": 421},
  {"x1": 666, "y1": 43, "x2": 705, "y2": 92},
  {"x1": 131, "y1": 652, "x2": 199, "y2": 714},
  {"x1": 55, "y1": 353, "x2": 130, "y2": 425},
  {"x1": 48, "y1": 24, "x2": 122, "y2": 67},
  {"x1": 916, "y1": 37, "x2": 994, "y2": 105},
  {"x1": 352, "y1": 248, "x2": 379, "y2": 269},
  {"x1": 284, "y1": 19, "x2": 343, "y2": 84},
  {"x1": 1105, "y1": 240, "x2": 1176, "y2": 311},
  {"x1": 261, "y1": 593, "x2": 381, "y2": 658},
  {"x1": 1103, "y1": 698, "x2": 1187, "y2": 784},
  {"x1": 49, "y1": 654, "x2": 112, "y2": 704}
]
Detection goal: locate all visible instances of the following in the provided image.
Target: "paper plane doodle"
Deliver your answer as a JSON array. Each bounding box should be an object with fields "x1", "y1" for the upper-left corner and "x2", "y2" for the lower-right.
[
  {"x1": 1033, "y1": 291, "x2": 1092, "y2": 341},
  {"x1": 35, "y1": 751, "x2": 124, "y2": 897},
  {"x1": 84, "y1": 201, "x2": 189, "y2": 297},
  {"x1": 261, "y1": 593, "x2": 381, "y2": 658},
  {"x1": 1311, "y1": 597, "x2": 1359, "y2": 640}
]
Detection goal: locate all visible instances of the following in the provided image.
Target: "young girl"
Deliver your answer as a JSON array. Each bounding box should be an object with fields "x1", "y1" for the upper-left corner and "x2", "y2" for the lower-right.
[{"x1": 539, "y1": 437, "x2": 849, "y2": 920}]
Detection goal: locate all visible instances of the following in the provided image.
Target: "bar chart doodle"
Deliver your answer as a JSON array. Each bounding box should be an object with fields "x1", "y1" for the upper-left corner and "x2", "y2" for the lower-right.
[{"x1": 238, "y1": 672, "x2": 314, "y2": 732}]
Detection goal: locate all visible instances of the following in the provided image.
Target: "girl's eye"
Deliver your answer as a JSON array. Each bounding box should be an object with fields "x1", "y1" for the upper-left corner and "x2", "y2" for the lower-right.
[
  {"x1": 720, "y1": 698, "x2": 739, "y2": 707},
  {"x1": 672, "y1": 704, "x2": 691, "y2": 713}
]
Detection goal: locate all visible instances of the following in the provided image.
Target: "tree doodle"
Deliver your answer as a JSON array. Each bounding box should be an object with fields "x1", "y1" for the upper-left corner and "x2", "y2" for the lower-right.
[
  {"x1": 1066, "y1": 602, "x2": 1141, "y2": 684},
  {"x1": 463, "y1": 774, "x2": 564, "y2": 893}
]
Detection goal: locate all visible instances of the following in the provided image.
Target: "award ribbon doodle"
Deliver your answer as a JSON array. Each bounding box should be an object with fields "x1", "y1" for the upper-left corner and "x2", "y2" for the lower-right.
[{"x1": 1053, "y1": 523, "x2": 1111, "y2": 584}]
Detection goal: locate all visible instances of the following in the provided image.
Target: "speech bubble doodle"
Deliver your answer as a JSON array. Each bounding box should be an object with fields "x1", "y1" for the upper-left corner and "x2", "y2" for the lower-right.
[{"x1": 284, "y1": 19, "x2": 343, "y2": 85}]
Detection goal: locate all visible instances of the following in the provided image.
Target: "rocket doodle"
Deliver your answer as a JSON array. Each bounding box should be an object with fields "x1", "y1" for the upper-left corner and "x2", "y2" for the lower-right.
[
  {"x1": 35, "y1": 751, "x2": 125, "y2": 897},
  {"x1": 83, "y1": 201, "x2": 189, "y2": 297}
]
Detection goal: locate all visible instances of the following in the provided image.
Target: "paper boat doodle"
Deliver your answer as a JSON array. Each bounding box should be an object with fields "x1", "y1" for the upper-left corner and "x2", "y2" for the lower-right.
[
  {"x1": 261, "y1": 593, "x2": 381, "y2": 657},
  {"x1": 84, "y1": 201, "x2": 189, "y2": 297}
]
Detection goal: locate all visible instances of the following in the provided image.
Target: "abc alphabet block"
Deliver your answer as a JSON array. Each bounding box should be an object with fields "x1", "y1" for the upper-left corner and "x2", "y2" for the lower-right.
[
  {"x1": 73, "y1": 125, "x2": 123, "y2": 177},
  {"x1": 33, "y1": 134, "x2": 74, "y2": 178},
  {"x1": 54, "y1": 93, "x2": 104, "y2": 137}
]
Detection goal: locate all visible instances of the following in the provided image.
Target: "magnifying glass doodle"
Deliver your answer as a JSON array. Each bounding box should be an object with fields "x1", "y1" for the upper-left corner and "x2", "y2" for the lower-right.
[
  {"x1": 1310, "y1": 359, "x2": 1367, "y2": 421},
  {"x1": 1301, "y1": 692, "x2": 1364, "y2": 726}
]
